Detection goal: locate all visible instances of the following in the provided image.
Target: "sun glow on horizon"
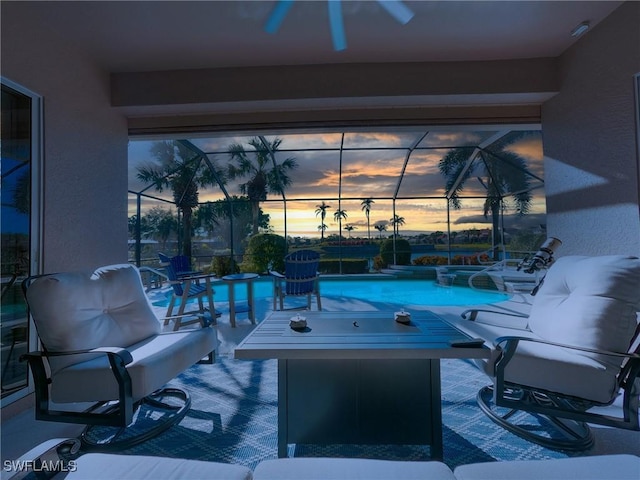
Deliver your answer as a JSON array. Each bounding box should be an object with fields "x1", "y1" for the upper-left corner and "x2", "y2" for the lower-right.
[{"x1": 128, "y1": 128, "x2": 546, "y2": 239}]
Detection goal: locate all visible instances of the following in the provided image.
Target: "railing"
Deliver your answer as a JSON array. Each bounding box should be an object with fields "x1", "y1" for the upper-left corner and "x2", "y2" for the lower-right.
[
  {"x1": 137, "y1": 266, "x2": 168, "y2": 291},
  {"x1": 466, "y1": 256, "x2": 539, "y2": 295}
]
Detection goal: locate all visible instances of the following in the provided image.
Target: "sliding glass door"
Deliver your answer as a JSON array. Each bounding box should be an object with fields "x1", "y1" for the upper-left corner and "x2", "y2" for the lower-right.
[{"x1": 1, "y1": 78, "x2": 41, "y2": 403}]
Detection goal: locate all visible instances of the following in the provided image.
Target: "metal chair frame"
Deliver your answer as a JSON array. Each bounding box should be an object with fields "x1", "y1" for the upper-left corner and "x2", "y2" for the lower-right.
[
  {"x1": 20, "y1": 273, "x2": 202, "y2": 452},
  {"x1": 477, "y1": 333, "x2": 640, "y2": 451}
]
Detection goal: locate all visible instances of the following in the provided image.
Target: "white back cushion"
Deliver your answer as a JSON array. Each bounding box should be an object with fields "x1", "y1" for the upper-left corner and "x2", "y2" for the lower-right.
[
  {"x1": 528, "y1": 255, "x2": 640, "y2": 356},
  {"x1": 26, "y1": 264, "x2": 160, "y2": 374}
]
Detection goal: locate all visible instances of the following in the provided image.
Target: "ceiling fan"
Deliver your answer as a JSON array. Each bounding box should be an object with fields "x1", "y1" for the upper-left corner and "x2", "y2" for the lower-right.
[{"x1": 264, "y1": 0, "x2": 415, "y2": 51}]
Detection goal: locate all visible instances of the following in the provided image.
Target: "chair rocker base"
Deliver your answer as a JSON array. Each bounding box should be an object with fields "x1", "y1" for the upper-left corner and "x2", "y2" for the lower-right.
[
  {"x1": 477, "y1": 385, "x2": 594, "y2": 451},
  {"x1": 80, "y1": 387, "x2": 191, "y2": 452}
]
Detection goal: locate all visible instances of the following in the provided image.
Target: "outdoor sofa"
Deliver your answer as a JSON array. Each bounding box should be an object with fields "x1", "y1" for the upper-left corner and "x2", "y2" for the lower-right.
[{"x1": 5, "y1": 438, "x2": 639, "y2": 480}]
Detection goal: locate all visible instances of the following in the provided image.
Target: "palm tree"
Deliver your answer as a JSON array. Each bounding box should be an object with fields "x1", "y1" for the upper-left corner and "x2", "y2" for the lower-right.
[
  {"x1": 334, "y1": 208, "x2": 348, "y2": 239},
  {"x1": 137, "y1": 140, "x2": 225, "y2": 259},
  {"x1": 374, "y1": 223, "x2": 387, "y2": 239},
  {"x1": 144, "y1": 206, "x2": 177, "y2": 249},
  {"x1": 360, "y1": 198, "x2": 374, "y2": 243},
  {"x1": 345, "y1": 224, "x2": 356, "y2": 238},
  {"x1": 317, "y1": 223, "x2": 328, "y2": 238},
  {"x1": 390, "y1": 214, "x2": 405, "y2": 237},
  {"x1": 227, "y1": 137, "x2": 298, "y2": 235},
  {"x1": 315, "y1": 201, "x2": 332, "y2": 242},
  {"x1": 439, "y1": 132, "x2": 533, "y2": 259}
]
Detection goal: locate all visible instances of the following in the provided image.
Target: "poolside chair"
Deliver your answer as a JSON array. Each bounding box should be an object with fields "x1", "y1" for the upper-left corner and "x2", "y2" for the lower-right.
[
  {"x1": 158, "y1": 252, "x2": 201, "y2": 278},
  {"x1": 20, "y1": 264, "x2": 218, "y2": 451},
  {"x1": 159, "y1": 253, "x2": 219, "y2": 330},
  {"x1": 451, "y1": 255, "x2": 640, "y2": 451},
  {"x1": 271, "y1": 249, "x2": 322, "y2": 311}
]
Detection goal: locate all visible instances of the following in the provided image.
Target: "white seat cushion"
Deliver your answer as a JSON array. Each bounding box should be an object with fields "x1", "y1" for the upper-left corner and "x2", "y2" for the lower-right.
[
  {"x1": 499, "y1": 339, "x2": 620, "y2": 403},
  {"x1": 453, "y1": 454, "x2": 640, "y2": 480},
  {"x1": 446, "y1": 317, "x2": 618, "y2": 402},
  {"x1": 252, "y1": 458, "x2": 456, "y2": 480},
  {"x1": 68, "y1": 453, "x2": 253, "y2": 480},
  {"x1": 51, "y1": 328, "x2": 217, "y2": 403}
]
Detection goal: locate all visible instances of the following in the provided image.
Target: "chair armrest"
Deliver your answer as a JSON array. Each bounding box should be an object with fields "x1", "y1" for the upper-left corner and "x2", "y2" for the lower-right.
[
  {"x1": 179, "y1": 272, "x2": 217, "y2": 281},
  {"x1": 21, "y1": 347, "x2": 134, "y2": 366},
  {"x1": 461, "y1": 308, "x2": 529, "y2": 321},
  {"x1": 3, "y1": 438, "x2": 81, "y2": 480},
  {"x1": 494, "y1": 335, "x2": 638, "y2": 359},
  {"x1": 176, "y1": 270, "x2": 203, "y2": 277}
]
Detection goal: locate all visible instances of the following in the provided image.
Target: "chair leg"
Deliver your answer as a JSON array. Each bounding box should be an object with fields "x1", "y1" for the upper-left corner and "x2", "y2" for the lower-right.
[
  {"x1": 174, "y1": 287, "x2": 191, "y2": 330},
  {"x1": 205, "y1": 281, "x2": 216, "y2": 325},
  {"x1": 165, "y1": 296, "x2": 177, "y2": 325},
  {"x1": 315, "y1": 280, "x2": 322, "y2": 310},
  {"x1": 273, "y1": 283, "x2": 281, "y2": 311}
]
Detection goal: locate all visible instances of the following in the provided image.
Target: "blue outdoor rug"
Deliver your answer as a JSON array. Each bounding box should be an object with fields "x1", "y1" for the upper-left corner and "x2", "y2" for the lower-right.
[{"x1": 114, "y1": 356, "x2": 571, "y2": 471}]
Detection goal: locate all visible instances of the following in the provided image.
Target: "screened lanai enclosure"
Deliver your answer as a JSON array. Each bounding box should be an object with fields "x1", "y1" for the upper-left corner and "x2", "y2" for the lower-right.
[{"x1": 128, "y1": 126, "x2": 546, "y2": 276}]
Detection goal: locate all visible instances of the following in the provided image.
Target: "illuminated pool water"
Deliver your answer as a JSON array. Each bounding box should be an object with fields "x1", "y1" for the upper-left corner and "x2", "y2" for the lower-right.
[{"x1": 153, "y1": 276, "x2": 508, "y2": 307}]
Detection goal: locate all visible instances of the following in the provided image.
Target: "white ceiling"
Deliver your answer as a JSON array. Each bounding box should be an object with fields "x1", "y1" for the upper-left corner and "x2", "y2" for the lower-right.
[{"x1": 18, "y1": 0, "x2": 623, "y2": 73}]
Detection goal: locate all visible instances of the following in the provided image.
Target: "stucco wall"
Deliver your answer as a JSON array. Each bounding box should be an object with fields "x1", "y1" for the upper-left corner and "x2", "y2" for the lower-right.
[
  {"x1": 1, "y1": 6, "x2": 128, "y2": 272},
  {"x1": 541, "y1": 2, "x2": 640, "y2": 256}
]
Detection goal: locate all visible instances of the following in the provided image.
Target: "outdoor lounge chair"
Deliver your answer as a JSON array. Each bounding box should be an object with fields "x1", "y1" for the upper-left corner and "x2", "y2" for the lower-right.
[
  {"x1": 159, "y1": 253, "x2": 219, "y2": 330},
  {"x1": 270, "y1": 249, "x2": 322, "y2": 311},
  {"x1": 158, "y1": 252, "x2": 201, "y2": 278},
  {"x1": 20, "y1": 263, "x2": 218, "y2": 451},
  {"x1": 449, "y1": 255, "x2": 640, "y2": 450}
]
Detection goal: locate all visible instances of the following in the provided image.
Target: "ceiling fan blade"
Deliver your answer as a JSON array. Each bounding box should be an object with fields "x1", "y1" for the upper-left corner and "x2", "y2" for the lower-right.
[
  {"x1": 328, "y1": 0, "x2": 346, "y2": 51},
  {"x1": 264, "y1": 0, "x2": 295, "y2": 34},
  {"x1": 376, "y1": 0, "x2": 414, "y2": 25}
]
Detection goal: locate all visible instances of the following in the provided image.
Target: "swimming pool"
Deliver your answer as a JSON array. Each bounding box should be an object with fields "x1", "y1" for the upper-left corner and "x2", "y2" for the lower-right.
[{"x1": 153, "y1": 275, "x2": 508, "y2": 307}]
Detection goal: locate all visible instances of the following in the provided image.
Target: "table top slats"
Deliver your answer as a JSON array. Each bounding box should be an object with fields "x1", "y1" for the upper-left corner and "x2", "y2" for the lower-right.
[{"x1": 235, "y1": 311, "x2": 490, "y2": 360}]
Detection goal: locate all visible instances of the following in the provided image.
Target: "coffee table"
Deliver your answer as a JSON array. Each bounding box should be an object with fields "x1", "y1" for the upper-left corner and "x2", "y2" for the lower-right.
[{"x1": 235, "y1": 310, "x2": 489, "y2": 459}]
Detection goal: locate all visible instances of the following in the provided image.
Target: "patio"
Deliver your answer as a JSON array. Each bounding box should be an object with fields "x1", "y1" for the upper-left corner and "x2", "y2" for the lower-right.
[
  {"x1": 2, "y1": 1, "x2": 639, "y2": 477},
  {"x1": 2, "y1": 283, "x2": 638, "y2": 471}
]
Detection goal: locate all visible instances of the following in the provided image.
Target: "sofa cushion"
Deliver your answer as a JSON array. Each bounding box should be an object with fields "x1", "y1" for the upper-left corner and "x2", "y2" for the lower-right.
[
  {"x1": 528, "y1": 255, "x2": 640, "y2": 359},
  {"x1": 252, "y1": 458, "x2": 456, "y2": 480},
  {"x1": 453, "y1": 454, "x2": 640, "y2": 480},
  {"x1": 26, "y1": 264, "x2": 161, "y2": 375},
  {"x1": 68, "y1": 453, "x2": 253, "y2": 480}
]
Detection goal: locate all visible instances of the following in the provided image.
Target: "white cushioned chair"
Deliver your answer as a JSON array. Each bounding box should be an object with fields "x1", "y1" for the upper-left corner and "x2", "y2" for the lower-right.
[
  {"x1": 450, "y1": 255, "x2": 640, "y2": 450},
  {"x1": 21, "y1": 264, "x2": 218, "y2": 451}
]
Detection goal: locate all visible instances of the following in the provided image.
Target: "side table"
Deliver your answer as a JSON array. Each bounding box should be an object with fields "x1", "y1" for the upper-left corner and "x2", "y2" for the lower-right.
[{"x1": 222, "y1": 273, "x2": 259, "y2": 327}]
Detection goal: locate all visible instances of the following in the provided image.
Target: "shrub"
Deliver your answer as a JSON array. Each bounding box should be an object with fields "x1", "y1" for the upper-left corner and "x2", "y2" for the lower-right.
[
  {"x1": 210, "y1": 255, "x2": 239, "y2": 276},
  {"x1": 372, "y1": 255, "x2": 385, "y2": 271},
  {"x1": 451, "y1": 253, "x2": 491, "y2": 265},
  {"x1": 240, "y1": 233, "x2": 286, "y2": 274},
  {"x1": 413, "y1": 255, "x2": 449, "y2": 266},
  {"x1": 379, "y1": 238, "x2": 411, "y2": 266}
]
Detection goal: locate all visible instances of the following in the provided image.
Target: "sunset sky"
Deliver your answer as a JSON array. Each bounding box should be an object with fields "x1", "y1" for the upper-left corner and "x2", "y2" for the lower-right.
[{"x1": 128, "y1": 128, "x2": 546, "y2": 239}]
